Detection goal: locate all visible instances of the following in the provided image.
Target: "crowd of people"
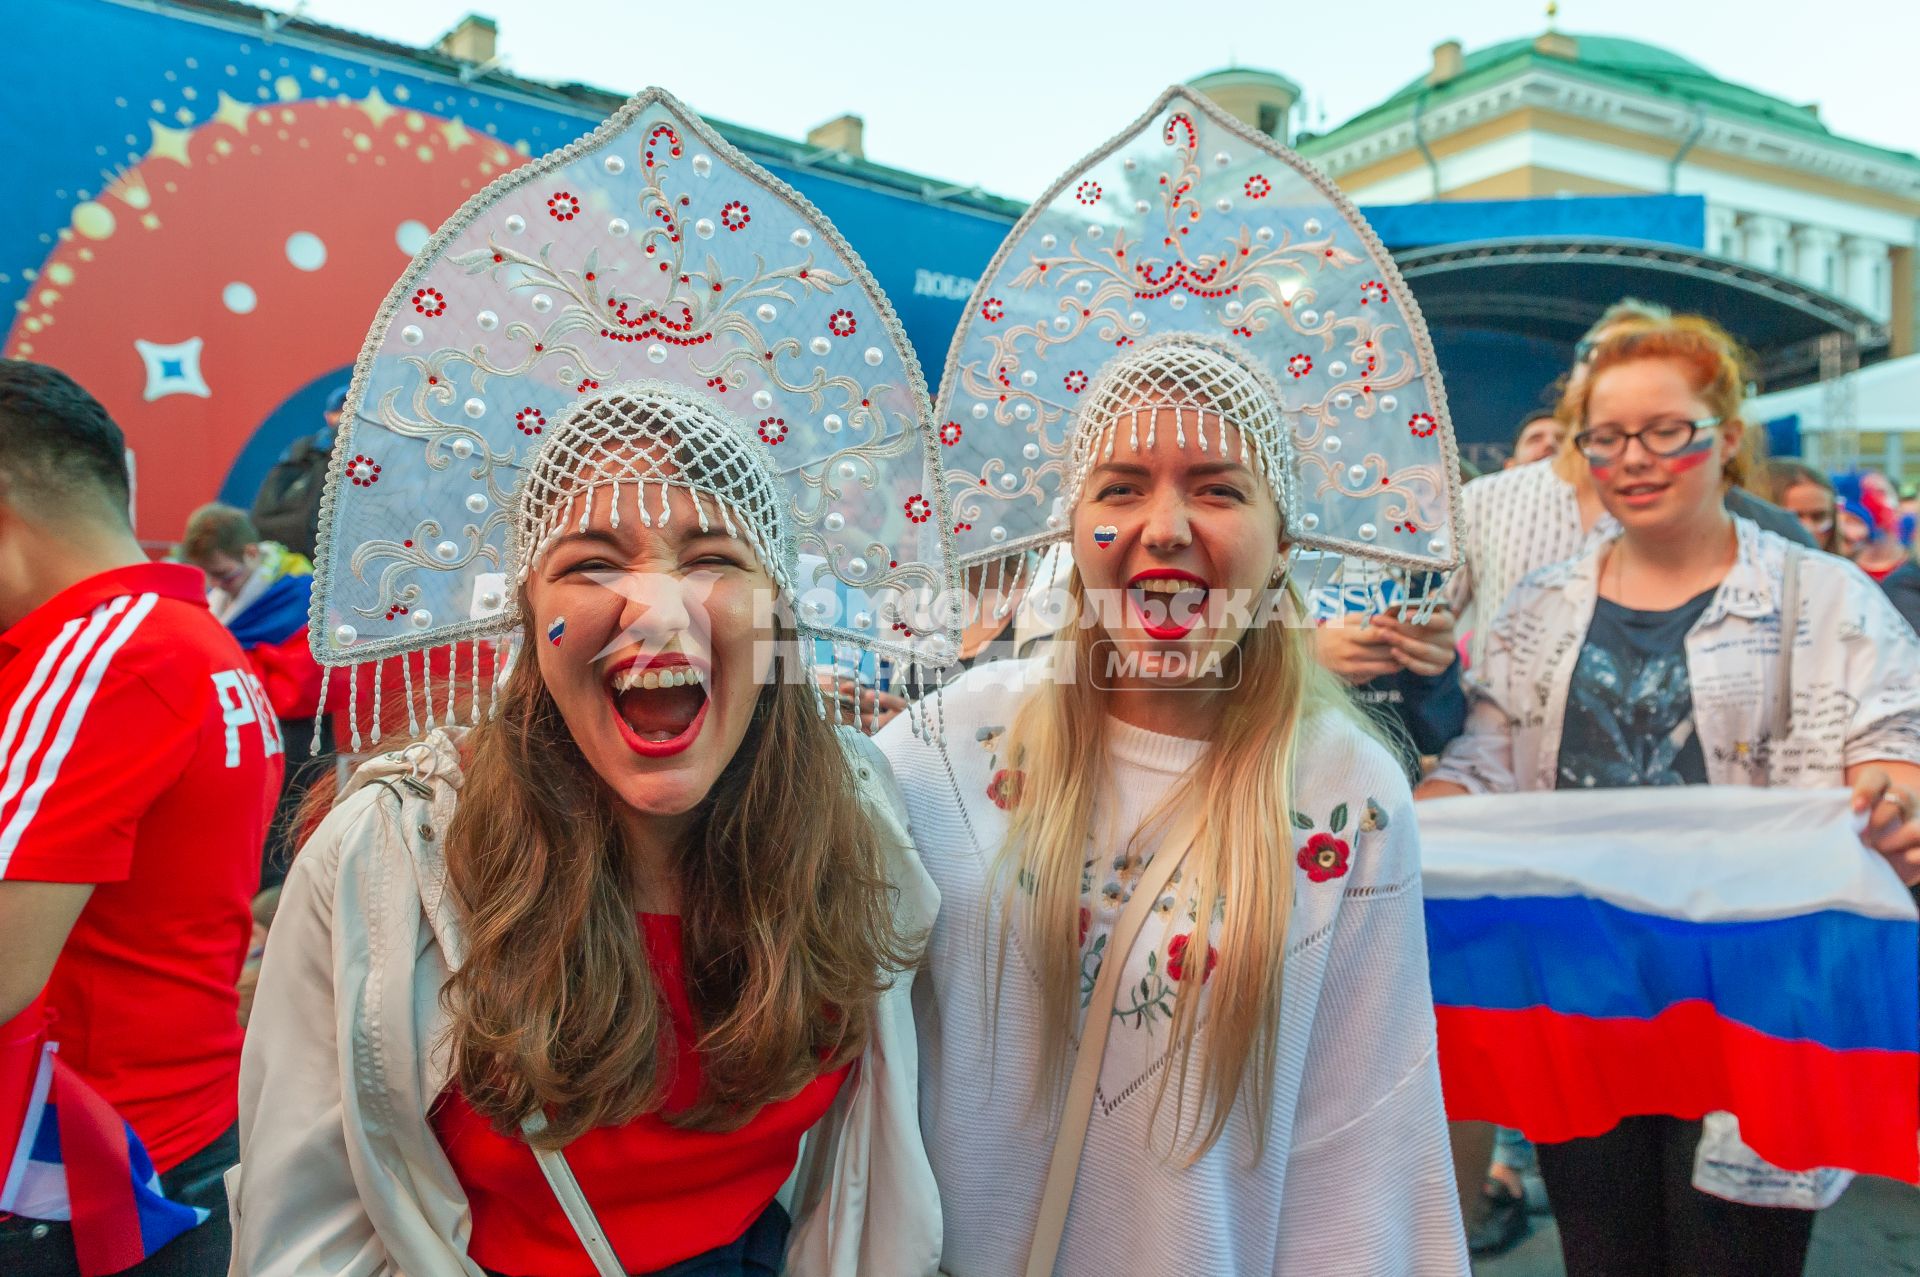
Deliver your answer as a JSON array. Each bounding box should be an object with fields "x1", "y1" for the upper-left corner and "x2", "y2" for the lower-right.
[{"x1": 2, "y1": 81, "x2": 1918, "y2": 1277}]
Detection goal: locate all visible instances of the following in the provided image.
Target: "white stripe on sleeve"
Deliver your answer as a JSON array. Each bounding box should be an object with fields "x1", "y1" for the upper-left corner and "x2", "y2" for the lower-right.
[
  {"x1": 0, "y1": 617, "x2": 86, "y2": 779},
  {"x1": 0, "y1": 599, "x2": 127, "y2": 868},
  {"x1": 0, "y1": 594, "x2": 158, "y2": 876}
]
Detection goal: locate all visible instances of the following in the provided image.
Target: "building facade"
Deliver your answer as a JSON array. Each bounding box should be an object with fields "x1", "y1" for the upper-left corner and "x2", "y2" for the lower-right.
[{"x1": 1287, "y1": 32, "x2": 1919, "y2": 342}]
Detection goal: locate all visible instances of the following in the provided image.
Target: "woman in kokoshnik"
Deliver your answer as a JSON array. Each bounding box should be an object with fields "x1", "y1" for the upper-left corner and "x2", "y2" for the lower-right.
[
  {"x1": 229, "y1": 89, "x2": 957, "y2": 1277},
  {"x1": 876, "y1": 88, "x2": 1469, "y2": 1276}
]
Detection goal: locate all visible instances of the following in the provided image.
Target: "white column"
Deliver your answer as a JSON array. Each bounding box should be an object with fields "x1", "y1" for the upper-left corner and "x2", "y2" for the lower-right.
[
  {"x1": 1841, "y1": 238, "x2": 1888, "y2": 316},
  {"x1": 1740, "y1": 215, "x2": 1790, "y2": 274},
  {"x1": 1790, "y1": 226, "x2": 1841, "y2": 291},
  {"x1": 1705, "y1": 205, "x2": 1741, "y2": 259}
]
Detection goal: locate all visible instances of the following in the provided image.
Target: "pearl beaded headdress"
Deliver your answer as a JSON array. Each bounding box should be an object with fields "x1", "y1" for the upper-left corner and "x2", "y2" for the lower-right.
[
  {"x1": 311, "y1": 87, "x2": 959, "y2": 746},
  {"x1": 936, "y1": 85, "x2": 1462, "y2": 579},
  {"x1": 1064, "y1": 332, "x2": 1294, "y2": 514}
]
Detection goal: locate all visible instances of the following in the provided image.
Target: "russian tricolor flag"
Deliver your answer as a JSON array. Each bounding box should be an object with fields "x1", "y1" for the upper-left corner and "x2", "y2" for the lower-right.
[
  {"x1": 1420, "y1": 786, "x2": 1920, "y2": 1182},
  {"x1": 2, "y1": 1003, "x2": 208, "y2": 1276}
]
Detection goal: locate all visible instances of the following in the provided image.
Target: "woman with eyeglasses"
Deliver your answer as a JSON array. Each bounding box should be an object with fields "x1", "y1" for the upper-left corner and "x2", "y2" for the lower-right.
[
  {"x1": 1418, "y1": 314, "x2": 1920, "y2": 1277},
  {"x1": 1762, "y1": 459, "x2": 1844, "y2": 555},
  {"x1": 1448, "y1": 301, "x2": 1814, "y2": 672}
]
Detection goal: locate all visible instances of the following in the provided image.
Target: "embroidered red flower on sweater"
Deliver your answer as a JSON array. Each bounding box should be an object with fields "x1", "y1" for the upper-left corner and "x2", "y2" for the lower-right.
[
  {"x1": 1078, "y1": 905, "x2": 1091, "y2": 948},
  {"x1": 1166, "y1": 933, "x2": 1218, "y2": 983},
  {"x1": 1298, "y1": 832, "x2": 1350, "y2": 882},
  {"x1": 987, "y1": 768, "x2": 1024, "y2": 810}
]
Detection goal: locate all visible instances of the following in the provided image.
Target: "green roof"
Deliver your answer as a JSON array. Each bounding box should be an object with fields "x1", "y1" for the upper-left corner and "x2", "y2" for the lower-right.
[{"x1": 1296, "y1": 33, "x2": 1920, "y2": 171}]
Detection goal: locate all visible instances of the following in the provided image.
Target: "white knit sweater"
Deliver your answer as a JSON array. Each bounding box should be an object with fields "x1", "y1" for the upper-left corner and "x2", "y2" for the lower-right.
[{"x1": 877, "y1": 661, "x2": 1467, "y2": 1276}]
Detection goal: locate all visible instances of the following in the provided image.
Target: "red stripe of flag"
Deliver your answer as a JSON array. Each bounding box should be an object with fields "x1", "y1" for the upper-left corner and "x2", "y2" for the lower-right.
[
  {"x1": 52, "y1": 1057, "x2": 144, "y2": 1277},
  {"x1": 1437, "y1": 1000, "x2": 1920, "y2": 1181}
]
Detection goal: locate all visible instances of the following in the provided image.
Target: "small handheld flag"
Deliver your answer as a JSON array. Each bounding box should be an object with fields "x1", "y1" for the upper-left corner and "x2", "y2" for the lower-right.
[{"x1": 2, "y1": 1005, "x2": 208, "y2": 1276}]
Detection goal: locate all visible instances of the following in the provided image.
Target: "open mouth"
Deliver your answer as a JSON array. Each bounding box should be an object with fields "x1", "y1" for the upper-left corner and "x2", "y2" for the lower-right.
[
  {"x1": 607, "y1": 656, "x2": 711, "y2": 757},
  {"x1": 1614, "y1": 481, "x2": 1668, "y2": 506},
  {"x1": 1127, "y1": 570, "x2": 1210, "y2": 640}
]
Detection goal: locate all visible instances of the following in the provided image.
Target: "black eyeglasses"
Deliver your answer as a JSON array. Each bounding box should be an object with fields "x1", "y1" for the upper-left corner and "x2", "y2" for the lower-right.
[{"x1": 1573, "y1": 416, "x2": 1721, "y2": 464}]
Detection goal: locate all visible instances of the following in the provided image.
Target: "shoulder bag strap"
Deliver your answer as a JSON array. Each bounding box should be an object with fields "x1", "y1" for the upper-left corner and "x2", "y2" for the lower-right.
[
  {"x1": 1024, "y1": 812, "x2": 1198, "y2": 1277},
  {"x1": 521, "y1": 1112, "x2": 630, "y2": 1277},
  {"x1": 1772, "y1": 543, "x2": 1801, "y2": 742},
  {"x1": 1762, "y1": 543, "x2": 1802, "y2": 788}
]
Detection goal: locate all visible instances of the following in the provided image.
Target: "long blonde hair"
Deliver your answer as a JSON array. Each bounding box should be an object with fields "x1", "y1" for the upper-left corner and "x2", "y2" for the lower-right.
[{"x1": 995, "y1": 570, "x2": 1361, "y2": 1161}]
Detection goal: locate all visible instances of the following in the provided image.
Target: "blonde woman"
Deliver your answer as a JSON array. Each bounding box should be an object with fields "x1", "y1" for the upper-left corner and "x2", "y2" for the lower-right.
[
  {"x1": 877, "y1": 90, "x2": 1467, "y2": 1275},
  {"x1": 230, "y1": 90, "x2": 955, "y2": 1277}
]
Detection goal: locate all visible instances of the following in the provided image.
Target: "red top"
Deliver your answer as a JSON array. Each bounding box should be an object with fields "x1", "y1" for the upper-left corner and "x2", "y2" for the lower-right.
[
  {"x1": 0, "y1": 563, "x2": 282, "y2": 1171},
  {"x1": 247, "y1": 627, "x2": 324, "y2": 721},
  {"x1": 433, "y1": 915, "x2": 849, "y2": 1277}
]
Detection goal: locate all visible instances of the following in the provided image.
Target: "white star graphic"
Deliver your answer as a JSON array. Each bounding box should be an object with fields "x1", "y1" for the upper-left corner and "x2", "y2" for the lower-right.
[
  {"x1": 584, "y1": 569, "x2": 727, "y2": 664},
  {"x1": 134, "y1": 337, "x2": 211, "y2": 401}
]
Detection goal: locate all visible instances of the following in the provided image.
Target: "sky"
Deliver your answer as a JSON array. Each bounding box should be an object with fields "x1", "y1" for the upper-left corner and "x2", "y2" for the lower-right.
[{"x1": 271, "y1": 0, "x2": 1920, "y2": 200}]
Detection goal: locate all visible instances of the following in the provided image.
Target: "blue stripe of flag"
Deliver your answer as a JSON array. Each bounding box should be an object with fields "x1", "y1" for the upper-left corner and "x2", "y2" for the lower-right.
[
  {"x1": 1425, "y1": 895, "x2": 1920, "y2": 1053},
  {"x1": 29, "y1": 1103, "x2": 208, "y2": 1257}
]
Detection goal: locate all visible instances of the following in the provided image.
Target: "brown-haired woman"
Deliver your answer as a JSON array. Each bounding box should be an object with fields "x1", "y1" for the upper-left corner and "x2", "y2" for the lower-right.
[
  {"x1": 229, "y1": 89, "x2": 953, "y2": 1277},
  {"x1": 1422, "y1": 314, "x2": 1920, "y2": 1277},
  {"x1": 1763, "y1": 458, "x2": 1845, "y2": 555}
]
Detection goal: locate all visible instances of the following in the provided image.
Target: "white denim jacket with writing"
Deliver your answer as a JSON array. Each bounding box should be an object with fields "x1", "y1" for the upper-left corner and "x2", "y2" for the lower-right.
[{"x1": 1431, "y1": 517, "x2": 1920, "y2": 795}]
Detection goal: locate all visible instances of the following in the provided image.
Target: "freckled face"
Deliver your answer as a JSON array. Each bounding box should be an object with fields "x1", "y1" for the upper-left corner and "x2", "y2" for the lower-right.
[
  {"x1": 1582, "y1": 358, "x2": 1741, "y2": 534},
  {"x1": 525, "y1": 481, "x2": 776, "y2": 817}
]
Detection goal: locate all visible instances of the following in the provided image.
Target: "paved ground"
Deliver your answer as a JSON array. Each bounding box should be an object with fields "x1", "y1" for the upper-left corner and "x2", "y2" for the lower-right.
[{"x1": 1477, "y1": 1176, "x2": 1920, "y2": 1276}]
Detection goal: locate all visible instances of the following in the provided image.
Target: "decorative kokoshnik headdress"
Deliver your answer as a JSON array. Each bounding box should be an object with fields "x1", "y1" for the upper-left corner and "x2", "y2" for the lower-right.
[
  {"x1": 935, "y1": 85, "x2": 1462, "y2": 610},
  {"x1": 311, "y1": 87, "x2": 960, "y2": 748}
]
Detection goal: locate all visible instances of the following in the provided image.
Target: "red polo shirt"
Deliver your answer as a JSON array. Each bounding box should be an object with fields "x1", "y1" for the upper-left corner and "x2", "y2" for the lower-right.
[{"x1": 0, "y1": 562, "x2": 282, "y2": 1171}]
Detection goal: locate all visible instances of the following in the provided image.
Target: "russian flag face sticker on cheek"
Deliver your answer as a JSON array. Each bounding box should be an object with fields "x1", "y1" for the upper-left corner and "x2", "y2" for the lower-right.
[
  {"x1": 547, "y1": 616, "x2": 566, "y2": 646},
  {"x1": 1094, "y1": 525, "x2": 1118, "y2": 549}
]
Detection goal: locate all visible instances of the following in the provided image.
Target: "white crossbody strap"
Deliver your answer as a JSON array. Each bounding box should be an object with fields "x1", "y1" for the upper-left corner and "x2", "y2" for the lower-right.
[
  {"x1": 522, "y1": 1112, "x2": 629, "y2": 1277},
  {"x1": 1762, "y1": 543, "x2": 1802, "y2": 786},
  {"x1": 1024, "y1": 813, "x2": 1198, "y2": 1277}
]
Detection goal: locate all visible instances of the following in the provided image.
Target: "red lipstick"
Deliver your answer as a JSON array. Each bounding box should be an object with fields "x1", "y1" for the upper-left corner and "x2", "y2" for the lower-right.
[
  {"x1": 605, "y1": 651, "x2": 711, "y2": 758},
  {"x1": 1126, "y1": 569, "x2": 1211, "y2": 641}
]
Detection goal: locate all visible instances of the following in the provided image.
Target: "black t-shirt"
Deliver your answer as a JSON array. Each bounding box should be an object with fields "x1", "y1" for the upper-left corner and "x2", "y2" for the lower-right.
[{"x1": 1556, "y1": 587, "x2": 1716, "y2": 790}]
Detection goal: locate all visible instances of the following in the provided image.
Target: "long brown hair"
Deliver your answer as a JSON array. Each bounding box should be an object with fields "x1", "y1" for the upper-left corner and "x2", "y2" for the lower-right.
[
  {"x1": 996, "y1": 571, "x2": 1365, "y2": 1162},
  {"x1": 441, "y1": 619, "x2": 916, "y2": 1147}
]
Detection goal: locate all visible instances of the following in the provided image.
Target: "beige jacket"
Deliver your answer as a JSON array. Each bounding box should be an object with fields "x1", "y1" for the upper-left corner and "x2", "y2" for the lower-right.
[{"x1": 228, "y1": 727, "x2": 941, "y2": 1276}]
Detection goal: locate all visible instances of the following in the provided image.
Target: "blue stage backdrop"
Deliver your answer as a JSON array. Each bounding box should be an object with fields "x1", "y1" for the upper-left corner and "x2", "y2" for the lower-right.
[{"x1": 0, "y1": 0, "x2": 1709, "y2": 538}]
